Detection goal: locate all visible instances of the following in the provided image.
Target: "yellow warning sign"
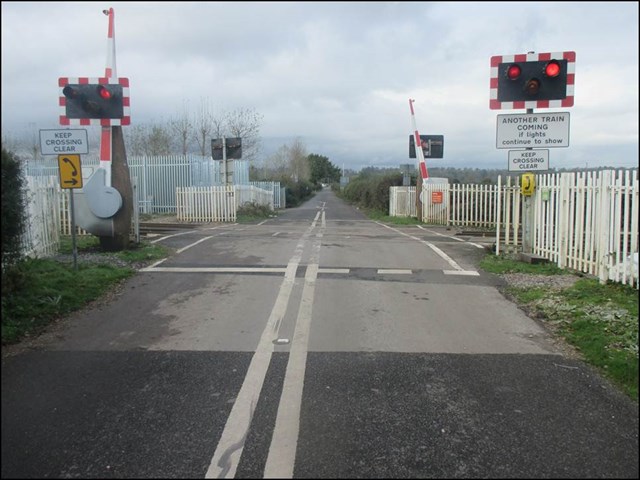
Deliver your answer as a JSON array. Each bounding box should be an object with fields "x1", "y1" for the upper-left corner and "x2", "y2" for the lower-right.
[
  {"x1": 57, "y1": 154, "x2": 83, "y2": 189},
  {"x1": 521, "y1": 172, "x2": 535, "y2": 196}
]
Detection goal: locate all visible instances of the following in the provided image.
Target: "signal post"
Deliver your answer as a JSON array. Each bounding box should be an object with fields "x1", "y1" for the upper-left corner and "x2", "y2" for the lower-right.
[
  {"x1": 57, "y1": 8, "x2": 133, "y2": 251},
  {"x1": 490, "y1": 50, "x2": 576, "y2": 256}
]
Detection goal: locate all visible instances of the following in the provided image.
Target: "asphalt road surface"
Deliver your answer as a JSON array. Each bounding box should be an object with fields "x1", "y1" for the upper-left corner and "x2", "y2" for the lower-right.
[{"x1": 2, "y1": 188, "x2": 638, "y2": 478}]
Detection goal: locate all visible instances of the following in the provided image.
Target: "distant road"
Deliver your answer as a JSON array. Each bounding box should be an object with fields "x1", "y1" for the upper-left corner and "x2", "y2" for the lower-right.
[{"x1": 2, "y1": 188, "x2": 638, "y2": 478}]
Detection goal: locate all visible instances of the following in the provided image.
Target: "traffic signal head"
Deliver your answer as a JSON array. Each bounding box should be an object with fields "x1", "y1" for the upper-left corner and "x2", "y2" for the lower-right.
[
  {"x1": 211, "y1": 137, "x2": 243, "y2": 160},
  {"x1": 59, "y1": 77, "x2": 130, "y2": 125},
  {"x1": 226, "y1": 137, "x2": 242, "y2": 159},
  {"x1": 62, "y1": 83, "x2": 123, "y2": 118},
  {"x1": 409, "y1": 135, "x2": 444, "y2": 159},
  {"x1": 490, "y1": 52, "x2": 575, "y2": 109},
  {"x1": 498, "y1": 59, "x2": 567, "y2": 102}
]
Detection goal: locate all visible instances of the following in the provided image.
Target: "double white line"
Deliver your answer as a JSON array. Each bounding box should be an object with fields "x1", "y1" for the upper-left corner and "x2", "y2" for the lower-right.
[{"x1": 206, "y1": 210, "x2": 325, "y2": 479}]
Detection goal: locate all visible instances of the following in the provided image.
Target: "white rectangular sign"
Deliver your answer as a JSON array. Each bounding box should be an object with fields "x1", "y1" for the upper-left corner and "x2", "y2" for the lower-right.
[
  {"x1": 40, "y1": 129, "x2": 88, "y2": 155},
  {"x1": 508, "y1": 149, "x2": 549, "y2": 172},
  {"x1": 496, "y1": 112, "x2": 570, "y2": 149}
]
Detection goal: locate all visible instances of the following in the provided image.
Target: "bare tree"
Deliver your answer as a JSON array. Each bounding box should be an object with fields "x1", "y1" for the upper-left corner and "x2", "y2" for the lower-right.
[
  {"x1": 225, "y1": 107, "x2": 263, "y2": 164},
  {"x1": 169, "y1": 100, "x2": 193, "y2": 155},
  {"x1": 125, "y1": 122, "x2": 171, "y2": 156},
  {"x1": 126, "y1": 124, "x2": 149, "y2": 156},
  {"x1": 1, "y1": 132, "x2": 20, "y2": 156},
  {"x1": 26, "y1": 123, "x2": 41, "y2": 163},
  {"x1": 261, "y1": 138, "x2": 310, "y2": 181},
  {"x1": 289, "y1": 137, "x2": 310, "y2": 182},
  {"x1": 266, "y1": 144, "x2": 290, "y2": 179},
  {"x1": 125, "y1": 98, "x2": 263, "y2": 162},
  {"x1": 193, "y1": 98, "x2": 216, "y2": 157}
]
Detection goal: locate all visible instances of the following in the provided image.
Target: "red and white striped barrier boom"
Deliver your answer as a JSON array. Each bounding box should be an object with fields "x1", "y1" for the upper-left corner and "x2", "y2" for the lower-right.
[
  {"x1": 409, "y1": 99, "x2": 429, "y2": 180},
  {"x1": 100, "y1": 7, "x2": 116, "y2": 186}
]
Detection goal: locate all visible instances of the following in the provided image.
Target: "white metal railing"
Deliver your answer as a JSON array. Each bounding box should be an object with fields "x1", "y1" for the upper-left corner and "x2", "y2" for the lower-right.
[
  {"x1": 389, "y1": 187, "x2": 416, "y2": 217},
  {"x1": 26, "y1": 155, "x2": 283, "y2": 213}
]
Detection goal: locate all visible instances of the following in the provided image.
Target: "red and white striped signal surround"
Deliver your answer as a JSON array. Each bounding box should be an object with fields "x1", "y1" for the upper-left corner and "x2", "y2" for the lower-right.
[
  {"x1": 59, "y1": 77, "x2": 130, "y2": 126},
  {"x1": 489, "y1": 51, "x2": 575, "y2": 110}
]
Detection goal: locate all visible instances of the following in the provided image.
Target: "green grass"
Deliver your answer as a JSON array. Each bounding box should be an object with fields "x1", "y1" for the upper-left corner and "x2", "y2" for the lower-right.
[
  {"x1": 1, "y1": 237, "x2": 169, "y2": 345},
  {"x1": 482, "y1": 253, "x2": 639, "y2": 401},
  {"x1": 480, "y1": 253, "x2": 565, "y2": 275}
]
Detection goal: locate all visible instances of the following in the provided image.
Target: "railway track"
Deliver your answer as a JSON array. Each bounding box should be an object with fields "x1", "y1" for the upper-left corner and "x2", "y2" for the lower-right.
[{"x1": 138, "y1": 222, "x2": 205, "y2": 235}]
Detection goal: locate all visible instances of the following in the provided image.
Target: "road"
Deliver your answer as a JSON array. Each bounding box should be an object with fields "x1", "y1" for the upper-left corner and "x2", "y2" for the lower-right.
[{"x1": 2, "y1": 188, "x2": 638, "y2": 478}]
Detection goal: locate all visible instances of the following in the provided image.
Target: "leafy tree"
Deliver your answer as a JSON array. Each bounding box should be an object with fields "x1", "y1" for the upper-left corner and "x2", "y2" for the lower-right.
[{"x1": 308, "y1": 153, "x2": 341, "y2": 185}]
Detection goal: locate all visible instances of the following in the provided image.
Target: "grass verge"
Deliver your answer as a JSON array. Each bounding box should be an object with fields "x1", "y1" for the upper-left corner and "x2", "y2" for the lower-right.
[
  {"x1": 1, "y1": 236, "x2": 169, "y2": 345},
  {"x1": 480, "y1": 254, "x2": 639, "y2": 401}
]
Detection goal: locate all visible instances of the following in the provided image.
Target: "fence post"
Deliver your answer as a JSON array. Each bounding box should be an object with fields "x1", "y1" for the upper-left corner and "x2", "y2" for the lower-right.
[
  {"x1": 495, "y1": 176, "x2": 502, "y2": 255},
  {"x1": 597, "y1": 170, "x2": 612, "y2": 284}
]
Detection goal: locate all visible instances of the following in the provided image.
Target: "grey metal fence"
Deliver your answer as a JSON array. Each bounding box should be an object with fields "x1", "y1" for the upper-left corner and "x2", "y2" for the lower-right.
[{"x1": 26, "y1": 155, "x2": 283, "y2": 213}]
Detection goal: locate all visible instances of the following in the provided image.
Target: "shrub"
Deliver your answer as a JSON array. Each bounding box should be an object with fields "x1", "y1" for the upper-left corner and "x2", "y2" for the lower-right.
[{"x1": 1, "y1": 147, "x2": 28, "y2": 270}]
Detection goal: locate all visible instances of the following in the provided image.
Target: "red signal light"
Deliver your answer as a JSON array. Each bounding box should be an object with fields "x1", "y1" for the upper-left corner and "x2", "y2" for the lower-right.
[
  {"x1": 544, "y1": 60, "x2": 561, "y2": 78},
  {"x1": 97, "y1": 85, "x2": 112, "y2": 100},
  {"x1": 507, "y1": 64, "x2": 521, "y2": 80}
]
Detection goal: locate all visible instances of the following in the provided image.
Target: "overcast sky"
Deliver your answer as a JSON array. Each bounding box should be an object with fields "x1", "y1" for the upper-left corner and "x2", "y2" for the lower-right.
[{"x1": 2, "y1": 1, "x2": 638, "y2": 171}]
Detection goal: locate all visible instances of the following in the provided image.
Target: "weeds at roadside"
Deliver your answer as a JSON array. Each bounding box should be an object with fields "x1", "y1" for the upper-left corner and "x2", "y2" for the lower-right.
[{"x1": 236, "y1": 202, "x2": 276, "y2": 223}]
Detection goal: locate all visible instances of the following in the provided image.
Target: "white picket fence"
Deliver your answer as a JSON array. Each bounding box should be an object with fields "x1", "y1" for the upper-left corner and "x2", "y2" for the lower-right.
[
  {"x1": 176, "y1": 184, "x2": 274, "y2": 222},
  {"x1": 21, "y1": 176, "x2": 61, "y2": 258},
  {"x1": 390, "y1": 169, "x2": 639, "y2": 288},
  {"x1": 391, "y1": 182, "x2": 512, "y2": 229},
  {"x1": 529, "y1": 170, "x2": 638, "y2": 287}
]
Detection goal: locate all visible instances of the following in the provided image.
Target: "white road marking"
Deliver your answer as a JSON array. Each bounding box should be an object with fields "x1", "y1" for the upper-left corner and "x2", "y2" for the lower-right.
[
  {"x1": 416, "y1": 225, "x2": 486, "y2": 249},
  {"x1": 149, "y1": 230, "x2": 194, "y2": 243},
  {"x1": 204, "y1": 224, "x2": 238, "y2": 230},
  {"x1": 263, "y1": 213, "x2": 325, "y2": 479},
  {"x1": 377, "y1": 269, "x2": 412, "y2": 274},
  {"x1": 417, "y1": 225, "x2": 465, "y2": 242},
  {"x1": 205, "y1": 212, "x2": 321, "y2": 479},
  {"x1": 176, "y1": 236, "x2": 213, "y2": 254},
  {"x1": 140, "y1": 267, "x2": 287, "y2": 274},
  {"x1": 377, "y1": 222, "x2": 478, "y2": 275},
  {"x1": 318, "y1": 268, "x2": 350, "y2": 274},
  {"x1": 144, "y1": 258, "x2": 168, "y2": 269},
  {"x1": 150, "y1": 224, "x2": 234, "y2": 244},
  {"x1": 444, "y1": 270, "x2": 481, "y2": 276}
]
